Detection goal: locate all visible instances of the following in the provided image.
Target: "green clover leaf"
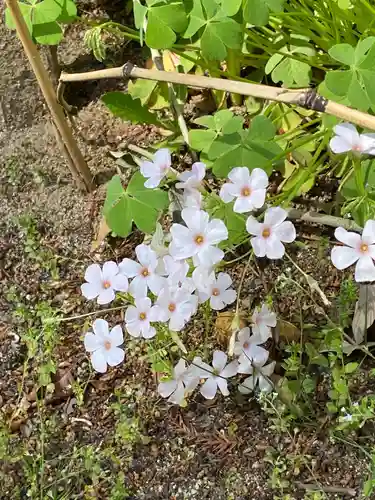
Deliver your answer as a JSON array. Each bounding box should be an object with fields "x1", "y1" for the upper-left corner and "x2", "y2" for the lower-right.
[
  {"x1": 325, "y1": 37, "x2": 375, "y2": 111},
  {"x1": 243, "y1": 0, "x2": 284, "y2": 26},
  {"x1": 104, "y1": 173, "x2": 169, "y2": 237}
]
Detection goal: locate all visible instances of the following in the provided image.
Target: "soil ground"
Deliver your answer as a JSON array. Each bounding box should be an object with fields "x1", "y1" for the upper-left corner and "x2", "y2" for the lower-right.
[{"x1": 1, "y1": 3, "x2": 375, "y2": 500}]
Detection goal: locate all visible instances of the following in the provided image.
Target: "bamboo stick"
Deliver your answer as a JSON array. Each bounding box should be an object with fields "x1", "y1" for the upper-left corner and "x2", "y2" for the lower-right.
[
  {"x1": 59, "y1": 65, "x2": 375, "y2": 131},
  {"x1": 6, "y1": 0, "x2": 94, "y2": 192}
]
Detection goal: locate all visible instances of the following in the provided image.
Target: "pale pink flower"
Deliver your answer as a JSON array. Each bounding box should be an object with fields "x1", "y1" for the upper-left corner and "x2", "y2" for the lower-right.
[
  {"x1": 220, "y1": 167, "x2": 268, "y2": 213},
  {"x1": 81, "y1": 261, "x2": 128, "y2": 305},
  {"x1": 84, "y1": 319, "x2": 124, "y2": 373}
]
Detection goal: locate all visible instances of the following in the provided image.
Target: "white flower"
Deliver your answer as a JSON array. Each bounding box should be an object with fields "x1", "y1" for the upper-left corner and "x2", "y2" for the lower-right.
[
  {"x1": 81, "y1": 261, "x2": 128, "y2": 305},
  {"x1": 331, "y1": 222, "x2": 375, "y2": 282},
  {"x1": 84, "y1": 319, "x2": 125, "y2": 373},
  {"x1": 196, "y1": 271, "x2": 237, "y2": 310},
  {"x1": 246, "y1": 207, "x2": 296, "y2": 259},
  {"x1": 251, "y1": 304, "x2": 276, "y2": 342},
  {"x1": 119, "y1": 244, "x2": 165, "y2": 297},
  {"x1": 125, "y1": 297, "x2": 159, "y2": 339},
  {"x1": 154, "y1": 286, "x2": 198, "y2": 331},
  {"x1": 164, "y1": 255, "x2": 196, "y2": 293},
  {"x1": 220, "y1": 167, "x2": 268, "y2": 213},
  {"x1": 169, "y1": 208, "x2": 228, "y2": 267},
  {"x1": 330, "y1": 123, "x2": 375, "y2": 155},
  {"x1": 183, "y1": 189, "x2": 203, "y2": 210},
  {"x1": 191, "y1": 351, "x2": 238, "y2": 399},
  {"x1": 157, "y1": 359, "x2": 199, "y2": 405},
  {"x1": 233, "y1": 327, "x2": 268, "y2": 362},
  {"x1": 176, "y1": 162, "x2": 206, "y2": 192},
  {"x1": 140, "y1": 148, "x2": 171, "y2": 188},
  {"x1": 239, "y1": 361, "x2": 275, "y2": 394}
]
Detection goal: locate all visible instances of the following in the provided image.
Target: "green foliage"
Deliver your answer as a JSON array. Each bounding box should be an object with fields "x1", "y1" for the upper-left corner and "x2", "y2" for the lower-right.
[
  {"x1": 325, "y1": 37, "x2": 375, "y2": 112},
  {"x1": 103, "y1": 173, "x2": 169, "y2": 237},
  {"x1": 265, "y1": 36, "x2": 315, "y2": 87},
  {"x1": 184, "y1": 0, "x2": 243, "y2": 60},
  {"x1": 5, "y1": 0, "x2": 77, "y2": 45},
  {"x1": 102, "y1": 92, "x2": 165, "y2": 127},
  {"x1": 243, "y1": 0, "x2": 284, "y2": 26},
  {"x1": 208, "y1": 115, "x2": 283, "y2": 178},
  {"x1": 206, "y1": 194, "x2": 247, "y2": 245}
]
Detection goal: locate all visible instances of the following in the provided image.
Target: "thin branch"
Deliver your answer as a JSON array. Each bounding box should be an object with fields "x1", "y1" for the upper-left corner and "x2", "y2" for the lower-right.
[
  {"x1": 6, "y1": 0, "x2": 94, "y2": 192},
  {"x1": 286, "y1": 209, "x2": 362, "y2": 231},
  {"x1": 59, "y1": 64, "x2": 375, "y2": 131}
]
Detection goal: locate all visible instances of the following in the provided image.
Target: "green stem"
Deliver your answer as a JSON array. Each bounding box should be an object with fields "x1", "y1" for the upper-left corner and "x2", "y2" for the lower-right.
[{"x1": 353, "y1": 156, "x2": 366, "y2": 197}]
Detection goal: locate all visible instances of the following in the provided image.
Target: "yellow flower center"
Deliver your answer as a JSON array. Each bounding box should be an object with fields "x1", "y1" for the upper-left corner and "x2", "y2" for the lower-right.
[
  {"x1": 103, "y1": 280, "x2": 111, "y2": 289},
  {"x1": 195, "y1": 234, "x2": 204, "y2": 245},
  {"x1": 168, "y1": 303, "x2": 176, "y2": 312},
  {"x1": 360, "y1": 243, "x2": 369, "y2": 253},
  {"x1": 141, "y1": 268, "x2": 149, "y2": 277},
  {"x1": 104, "y1": 340, "x2": 112, "y2": 351},
  {"x1": 241, "y1": 186, "x2": 252, "y2": 197},
  {"x1": 139, "y1": 312, "x2": 147, "y2": 321},
  {"x1": 243, "y1": 341, "x2": 249, "y2": 349},
  {"x1": 262, "y1": 228, "x2": 271, "y2": 238},
  {"x1": 212, "y1": 288, "x2": 220, "y2": 296}
]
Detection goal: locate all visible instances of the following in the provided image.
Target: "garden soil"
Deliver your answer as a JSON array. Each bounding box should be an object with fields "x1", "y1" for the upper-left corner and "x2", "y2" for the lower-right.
[{"x1": 0, "y1": 3, "x2": 373, "y2": 499}]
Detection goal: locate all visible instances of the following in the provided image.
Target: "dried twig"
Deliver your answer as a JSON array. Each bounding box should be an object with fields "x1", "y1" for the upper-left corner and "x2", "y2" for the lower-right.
[
  {"x1": 59, "y1": 64, "x2": 375, "y2": 131},
  {"x1": 295, "y1": 481, "x2": 357, "y2": 497},
  {"x1": 287, "y1": 209, "x2": 362, "y2": 231}
]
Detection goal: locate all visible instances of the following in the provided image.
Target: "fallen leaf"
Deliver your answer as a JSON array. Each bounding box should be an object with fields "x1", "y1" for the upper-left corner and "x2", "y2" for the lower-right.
[
  {"x1": 215, "y1": 312, "x2": 247, "y2": 348},
  {"x1": 352, "y1": 284, "x2": 375, "y2": 345},
  {"x1": 53, "y1": 368, "x2": 74, "y2": 395},
  {"x1": 275, "y1": 319, "x2": 301, "y2": 343},
  {"x1": 91, "y1": 216, "x2": 110, "y2": 250}
]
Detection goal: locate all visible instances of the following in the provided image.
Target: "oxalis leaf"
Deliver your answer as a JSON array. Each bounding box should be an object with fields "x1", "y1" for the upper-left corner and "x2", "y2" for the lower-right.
[
  {"x1": 208, "y1": 115, "x2": 283, "y2": 178},
  {"x1": 325, "y1": 37, "x2": 375, "y2": 112},
  {"x1": 184, "y1": 0, "x2": 242, "y2": 60},
  {"x1": 102, "y1": 92, "x2": 164, "y2": 127},
  {"x1": 145, "y1": 1, "x2": 188, "y2": 49},
  {"x1": 206, "y1": 195, "x2": 247, "y2": 245},
  {"x1": 103, "y1": 173, "x2": 169, "y2": 237},
  {"x1": 243, "y1": 0, "x2": 284, "y2": 26}
]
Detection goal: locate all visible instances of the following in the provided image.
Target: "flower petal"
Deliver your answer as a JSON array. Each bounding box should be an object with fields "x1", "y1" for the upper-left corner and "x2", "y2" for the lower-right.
[
  {"x1": 154, "y1": 148, "x2": 171, "y2": 169},
  {"x1": 91, "y1": 349, "x2": 107, "y2": 373},
  {"x1": 221, "y1": 359, "x2": 239, "y2": 378},
  {"x1": 274, "y1": 221, "x2": 296, "y2": 243},
  {"x1": 264, "y1": 207, "x2": 287, "y2": 227},
  {"x1": 84, "y1": 263, "x2": 102, "y2": 284},
  {"x1": 119, "y1": 258, "x2": 141, "y2": 278},
  {"x1": 334, "y1": 123, "x2": 358, "y2": 142},
  {"x1": 140, "y1": 160, "x2": 157, "y2": 178},
  {"x1": 81, "y1": 282, "x2": 101, "y2": 300},
  {"x1": 210, "y1": 296, "x2": 225, "y2": 310},
  {"x1": 212, "y1": 350, "x2": 228, "y2": 372},
  {"x1": 102, "y1": 261, "x2": 119, "y2": 280},
  {"x1": 141, "y1": 325, "x2": 156, "y2": 339},
  {"x1": 196, "y1": 246, "x2": 224, "y2": 267},
  {"x1": 109, "y1": 325, "x2": 124, "y2": 347},
  {"x1": 125, "y1": 305, "x2": 138, "y2": 323},
  {"x1": 158, "y1": 379, "x2": 177, "y2": 398},
  {"x1": 329, "y1": 136, "x2": 351, "y2": 154},
  {"x1": 97, "y1": 287, "x2": 115, "y2": 305},
  {"x1": 145, "y1": 176, "x2": 163, "y2": 188},
  {"x1": 221, "y1": 289, "x2": 237, "y2": 306},
  {"x1": 147, "y1": 274, "x2": 166, "y2": 295},
  {"x1": 125, "y1": 321, "x2": 142, "y2": 337},
  {"x1": 182, "y1": 208, "x2": 209, "y2": 232},
  {"x1": 233, "y1": 196, "x2": 254, "y2": 213},
  {"x1": 362, "y1": 220, "x2": 375, "y2": 245},
  {"x1": 334, "y1": 227, "x2": 361, "y2": 248},
  {"x1": 206, "y1": 219, "x2": 228, "y2": 244},
  {"x1": 265, "y1": 237, "x2": 285, "y2": 259},
  {"x1": 246, "y1": 216, "x2": 262, "y2": 236},
  {"x1": 84, "y1": 333, "x2": 101, "y2": 352},
  {"x1": 200, "y1": 378, "x2": 218, "y2": 400},
  {"x1": 251, "y1": 236, "x2": 267, "y2": 257},
  {"x1": 216, "y1": 377, "x2": 229, "y2": 396},
  {"x1": 136, "y1": 244, "x2": 157, "y2": 269},
  {"x1": 239, "y1": 376, "x2": 255, "y2": 394},
  {"x1": 216, "y1": 272, "x2": 232, "y2": 290},
  {"x1": 249, "y1": 168, "x2": 268, "y2": 189},
  {"x1": 168, "y1": 380, "x2": 185, "y2": 405},
  {"x1": 129, "y1": 275, "x2": 148, "y2": 298},
  {"x1": 248, "y1": 188, "x2": 266, "y2": 209},
  {"x1": 228, "y1": 167, "x2": 250, "y2": 185},
  {"x1": 107, "y1": 346, "x2": 125, "y2": 366},
  {"x1": 111, "y1": 274, "x2": 129, "y2": 292},
  {"x1": 355, "y1": 255, "x2": 375, "y2": 282},
  {"x1": 192, "y1": 161, "x2": 206, "y2": 181},
  {"x1": 331, "y1": 246, "x2": 359, "y2": 270},
  {"x1": 93, "y1": 319, "x2": 109, "y2": 337},
  {"x1": 174, "y1": 359, "x2": 187, "y2": 379},
  {"x1": 219, "y1": 183, "x2": 235, "y2": 203}
]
